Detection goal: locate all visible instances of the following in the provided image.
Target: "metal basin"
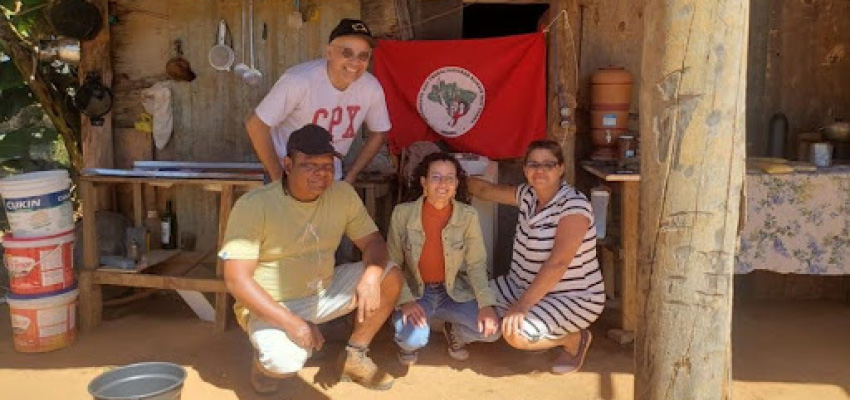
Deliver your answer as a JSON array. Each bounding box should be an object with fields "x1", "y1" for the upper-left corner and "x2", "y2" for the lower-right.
[{"x1": 88, "y1": 362, "x2": 187, "y2": 400}]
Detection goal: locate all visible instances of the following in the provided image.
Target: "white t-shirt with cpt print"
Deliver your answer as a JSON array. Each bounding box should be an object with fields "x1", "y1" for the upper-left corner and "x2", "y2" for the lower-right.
[{"x1": 254, "y1": 59, "x2": 391, "y2": 179}]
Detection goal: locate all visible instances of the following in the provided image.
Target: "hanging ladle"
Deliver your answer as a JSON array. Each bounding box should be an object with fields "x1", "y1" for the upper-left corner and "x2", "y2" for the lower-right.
[
  {"x1": 243, "y1": 0, "x2": 263, "y2": 86},
  {"x1": 233, "y1": 0, "x2": 249, "y2": 77}
]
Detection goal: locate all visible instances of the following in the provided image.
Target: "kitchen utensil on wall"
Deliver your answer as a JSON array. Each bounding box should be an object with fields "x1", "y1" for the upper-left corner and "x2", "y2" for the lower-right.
[
  {"x1": 209, "y1": 20, "x2": 235, "y2": 71},
  {"x1": 233, "y1": 0, "x2": 250, "y2": 77},
  {"x1": 822, "y1": 119, "x2": 850, "y2": 142},
  {"x1": 243, "y1": 0, "x2": 263, "y2": 86},
  {"x1": 48, "y1": 0, "x2": 102, "y2": 41},
  {"x1": 74, "y1": 72, "x2": 113, "y2": 126},
  {"x1": 165, "y1": 40, "x2": 196, "y2": 82},
  {"x1": 29, "y1": 37, "x2": 80, "y2": 81},
  {"x1": 36, "y1": 38, "x2": 81, "y2": 63}
]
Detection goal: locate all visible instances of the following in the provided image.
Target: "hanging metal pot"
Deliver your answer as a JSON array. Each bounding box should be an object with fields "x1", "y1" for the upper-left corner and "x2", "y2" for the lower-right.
[
  {"x1": 37, "y1": 38, "x2": 81, "y2": 64},
  {"x1": 74, "y1": 72, "x2": 113, "y2": 126},
  {"x1": 47, "y1": 0, "x2": 103, "y2": 41},
  {"x1": 165, "y1": 40, "x2": 196, "y2": 82}
]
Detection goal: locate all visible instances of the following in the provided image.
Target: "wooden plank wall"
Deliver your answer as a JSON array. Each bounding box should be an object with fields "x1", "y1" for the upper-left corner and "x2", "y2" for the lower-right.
[
  {"x1": 575, "y1": 0, "x2": 645, "y2": 164},
  {"x1": 111, "y1": 0, "x2": 360, "y2": 254},
  {"x1": 747, "y1": 0, "x2": 850, "y2": 158}
]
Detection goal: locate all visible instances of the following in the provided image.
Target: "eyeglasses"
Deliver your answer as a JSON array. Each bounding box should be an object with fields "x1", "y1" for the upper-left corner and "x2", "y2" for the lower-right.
[
  {"x1": 332, "y1": 45, "x2": 371, "y2": 62},
  {"x1": 297, "y1": 162, "x2": 335, "y2": 174},
  {"x1": 427, "y1": 174, "x2": 458, "y2": 185},
  {"x1": 525, "y1": 161, "x2": 560, "y2": 171}
]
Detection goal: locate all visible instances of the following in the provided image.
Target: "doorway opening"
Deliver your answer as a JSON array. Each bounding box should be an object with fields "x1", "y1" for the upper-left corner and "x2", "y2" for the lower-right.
[{"x1": 462, "y1": 3, "x2": 550, "y2": 39}]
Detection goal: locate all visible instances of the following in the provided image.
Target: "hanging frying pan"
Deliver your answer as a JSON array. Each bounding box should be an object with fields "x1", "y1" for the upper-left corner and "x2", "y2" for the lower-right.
[
  {"x1": 165, "y1": 39, "x2": 196, "y2": 82},
  {"x1": 47, "y1": 0, "x2": 103, "y2": 41},
  {"x1": 208, "y1": 20, "x2": 235, "y2": 71}
]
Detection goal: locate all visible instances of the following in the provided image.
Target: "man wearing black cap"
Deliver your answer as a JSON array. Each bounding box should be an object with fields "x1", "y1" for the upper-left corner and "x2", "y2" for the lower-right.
[
  {"x1": 221, "y1": 124, "x2": 402, "y2": 393},
  {"x1": 245, "y1": 18, "x2": 390, "y2": 185}
]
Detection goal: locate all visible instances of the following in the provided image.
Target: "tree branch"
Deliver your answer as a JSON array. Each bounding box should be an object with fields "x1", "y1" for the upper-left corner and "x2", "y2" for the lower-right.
[{"x1": 0, "y1": 11, "x2": 83, "y2": 180}]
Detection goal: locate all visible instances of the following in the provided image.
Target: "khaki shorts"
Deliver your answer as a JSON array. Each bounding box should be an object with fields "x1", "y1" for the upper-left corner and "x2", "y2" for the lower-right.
[{"x1": 248, "y1": 261, "x2": 395, "y2": 375}]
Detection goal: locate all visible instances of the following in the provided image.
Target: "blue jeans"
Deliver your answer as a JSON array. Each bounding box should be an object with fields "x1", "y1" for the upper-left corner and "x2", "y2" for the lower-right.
[{"x1": 392, "y1": 283, "x2": 500, "y2": 352}]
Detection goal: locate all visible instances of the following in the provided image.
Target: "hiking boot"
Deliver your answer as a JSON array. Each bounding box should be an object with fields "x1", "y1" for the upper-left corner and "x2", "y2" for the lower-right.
[
  {"x1": 552, "y1": 329, "x2": 593, "y2": 374},
  {"x1": 443, "y1": 322, "x2": 469, "y2": 361},
  {"x1": 250, "y1": 361, "x2": 280, "y2": 394},
  {"x1": 397, "y1": 348, "x2": 419, "y2": 366},
  {"x1": 339, "y1": 345, "x2": 394, "y2": 390}
]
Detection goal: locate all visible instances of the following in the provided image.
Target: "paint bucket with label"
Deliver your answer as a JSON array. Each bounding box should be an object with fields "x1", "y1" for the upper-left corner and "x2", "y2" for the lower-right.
[
  {"x1": 3, "y1": 230, "x2": 75, "y2": 295},
  {"x1": 0, "y1": 170, "x2": 73, "y2": 238},
  {"x1": 6, "y1": 285, "x2": 78, "y2": 353}
]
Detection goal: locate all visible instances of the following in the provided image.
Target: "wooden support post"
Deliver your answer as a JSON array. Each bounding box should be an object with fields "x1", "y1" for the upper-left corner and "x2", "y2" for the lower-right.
[
  {"x1": 79, "y1": 180, "x2": 102, "y2": 331},
  {"x1": 636, "y1": 1, "x2": 748, "y2": 399},
  {"x1": 547, "y1": 0, "x2": 580, "y2": 184},
  {"x1": 215, "y1": 184, "x2": 235, "y2": 332},
  {"x1": 79, "y1": 0, "x2": 114, "y2": 211},
  {"x1": 132, "y1": 183, "x2": 144, "y2": 227},
  {"x1": 620, "y1": 180, "x2": 639, "y2": 332}
]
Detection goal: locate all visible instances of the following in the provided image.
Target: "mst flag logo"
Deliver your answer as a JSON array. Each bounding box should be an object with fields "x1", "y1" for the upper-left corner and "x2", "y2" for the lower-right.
[
  {"x1": 373, "y1": 33, "x2": 546, "y2": 158},
  {"x1": 417, "y1": 67, "x2": 485, "y2": 138}
]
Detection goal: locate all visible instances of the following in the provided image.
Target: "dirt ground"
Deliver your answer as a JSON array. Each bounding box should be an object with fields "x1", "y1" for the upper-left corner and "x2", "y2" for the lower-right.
[{"x1": 1, "y1": 294, "x2": 849, "y2": 400}]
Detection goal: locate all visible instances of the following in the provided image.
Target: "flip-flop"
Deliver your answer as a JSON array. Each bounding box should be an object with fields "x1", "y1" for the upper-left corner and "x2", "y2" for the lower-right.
[{"x1": 552, "y1": 330, "x2": 593, "y2": 374}]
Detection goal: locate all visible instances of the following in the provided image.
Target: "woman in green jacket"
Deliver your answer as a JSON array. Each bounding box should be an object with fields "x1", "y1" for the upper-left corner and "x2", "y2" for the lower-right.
[{"x1": 387, "y1": 152, "x2": 500, "y2": 365}]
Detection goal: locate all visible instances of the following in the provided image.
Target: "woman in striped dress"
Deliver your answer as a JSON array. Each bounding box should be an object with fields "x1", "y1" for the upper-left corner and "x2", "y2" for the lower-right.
[{"x1": 469, "y1": 140, "x2": 605, "y2": 374}]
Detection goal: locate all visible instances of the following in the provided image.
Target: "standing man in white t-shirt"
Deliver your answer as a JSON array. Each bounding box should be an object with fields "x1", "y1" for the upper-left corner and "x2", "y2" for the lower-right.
[{"x1": 245, "y1": 18, "x2": 391, "y2": 184}]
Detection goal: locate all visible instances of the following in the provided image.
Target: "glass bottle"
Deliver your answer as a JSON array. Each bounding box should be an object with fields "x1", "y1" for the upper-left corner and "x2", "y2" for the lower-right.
[{"x1": 161, "y1": 201, "x2": 178, "y2": 250}]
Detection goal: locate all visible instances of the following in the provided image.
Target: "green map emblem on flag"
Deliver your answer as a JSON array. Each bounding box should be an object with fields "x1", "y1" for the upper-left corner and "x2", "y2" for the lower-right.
[{"x1": 417, "y1": 67, "x2": 485, "y2": 138}]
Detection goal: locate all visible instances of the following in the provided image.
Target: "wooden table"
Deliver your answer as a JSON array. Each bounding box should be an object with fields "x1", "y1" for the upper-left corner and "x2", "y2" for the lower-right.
[
  {"x1": 582, "y1": 163, "x2": 640, "y2": 343},
  {"x1": 78, "y1": 169, "x2": 263, "y2": 332}
]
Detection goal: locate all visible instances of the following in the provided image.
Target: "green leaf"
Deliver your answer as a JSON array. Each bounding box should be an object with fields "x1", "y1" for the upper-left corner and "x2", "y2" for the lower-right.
[
  {"x1": 0, "y1": 60, "x2": 26, "y2": 91},
  {"x1": 0, "y1": 86, "x2": 35, "y2": 121}
]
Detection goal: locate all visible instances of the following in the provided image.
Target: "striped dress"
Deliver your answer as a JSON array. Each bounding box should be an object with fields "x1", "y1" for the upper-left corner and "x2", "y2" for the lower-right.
[{"x1": 492, "y1": 183, "x2": 606, "y2": 340}]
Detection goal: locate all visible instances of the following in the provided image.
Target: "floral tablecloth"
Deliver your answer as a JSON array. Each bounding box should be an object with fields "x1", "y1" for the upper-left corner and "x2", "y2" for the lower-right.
[{"x1": 736, "y1": 169, "x2": 850, "y2": 275}]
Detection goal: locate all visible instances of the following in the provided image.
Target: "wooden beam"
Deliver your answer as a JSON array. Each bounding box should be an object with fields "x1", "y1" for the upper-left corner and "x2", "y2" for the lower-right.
[
  {"x1": 547, "y1": 0, "x2": 580, "y2": 184},
  {"x1": 79, "y1": 180, "x2": 102, "y2": 331},
  {"x1": 93, "y1": 272, "x2": 229, "y2": 293},
  {"x1": 79, "y1": 0, "x2": 115, "y2": 210},
  {"x1": 214, "y1": 185, "x2": 235, "y2": 331},
  {"x1": 636, "y1": 0, "x2": 748, "y2": 399}
]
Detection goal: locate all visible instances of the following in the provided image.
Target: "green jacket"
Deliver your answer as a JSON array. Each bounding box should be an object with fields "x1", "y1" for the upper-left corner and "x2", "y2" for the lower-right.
[{"x1": 387, "y1": 196, "x2": 496, "y2": 308}]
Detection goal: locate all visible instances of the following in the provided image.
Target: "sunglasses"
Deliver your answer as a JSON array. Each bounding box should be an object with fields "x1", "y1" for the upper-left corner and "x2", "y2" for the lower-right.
[
  {"x1": 525, "y1": 161, "x2": 560, "y2": 171},
  {"x1": 332, "y1": 45, "x2": 371, "y2": 62}
]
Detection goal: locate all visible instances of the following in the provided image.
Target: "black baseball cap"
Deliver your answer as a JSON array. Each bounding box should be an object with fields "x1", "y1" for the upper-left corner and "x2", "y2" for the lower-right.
[
  {"x1": 328, "y1": 18, "x2": 376, "y2": 48},
  {"x1": 286, "y1": 124, "x2": 342, "y2": 158}
]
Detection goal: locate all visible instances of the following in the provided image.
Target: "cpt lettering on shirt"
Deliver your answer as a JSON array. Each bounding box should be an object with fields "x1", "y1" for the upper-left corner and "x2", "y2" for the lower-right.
[{"x1": 312, "y1": 105, "x2": 361, "y2": 140}]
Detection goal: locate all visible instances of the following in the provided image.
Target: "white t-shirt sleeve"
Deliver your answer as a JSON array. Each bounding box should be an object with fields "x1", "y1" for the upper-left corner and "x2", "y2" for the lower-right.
[
  {"x1": 254, "y1": 72, "x2": 307, "y2": 128},
  {"x1": 364, "y1": 80, "x2": 391, "y2": 133}
]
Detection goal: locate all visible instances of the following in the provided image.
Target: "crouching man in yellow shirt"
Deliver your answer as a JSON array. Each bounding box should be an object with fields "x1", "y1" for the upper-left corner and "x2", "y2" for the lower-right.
[{"x1": 220, "y1": 124, "x2": 402, "y2": 393}]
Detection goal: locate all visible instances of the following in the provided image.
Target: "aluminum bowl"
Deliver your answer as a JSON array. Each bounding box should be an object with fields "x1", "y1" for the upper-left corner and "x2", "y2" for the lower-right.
[{"x1": 88, "y1": 362, "x2": 186, "y2": 400}]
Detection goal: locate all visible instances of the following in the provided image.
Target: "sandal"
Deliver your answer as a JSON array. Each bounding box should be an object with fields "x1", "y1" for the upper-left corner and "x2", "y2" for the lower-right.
[{"x1": 552, "y1": 330, "x2": 592, "y2": 374}]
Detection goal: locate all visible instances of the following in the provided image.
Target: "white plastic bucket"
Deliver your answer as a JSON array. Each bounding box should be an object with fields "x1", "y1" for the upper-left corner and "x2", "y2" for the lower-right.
[
  {"x1": 590, "y1": 188, "x2": 611, "y2": 239},
  {"x1": 0, "y1": 170, "x2": 73, "y2": 238},
  {"x1": 6, "y1": 285, "x2": 78, "y2": 353},
  {"x1": 3, "y1": 230, "x2": 76, "y2": 295}
]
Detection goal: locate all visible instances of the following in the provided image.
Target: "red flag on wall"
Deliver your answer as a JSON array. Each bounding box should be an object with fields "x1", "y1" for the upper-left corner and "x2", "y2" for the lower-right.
[{"x1": 373, "y1": 33, "x2": 547, "y2": 159}]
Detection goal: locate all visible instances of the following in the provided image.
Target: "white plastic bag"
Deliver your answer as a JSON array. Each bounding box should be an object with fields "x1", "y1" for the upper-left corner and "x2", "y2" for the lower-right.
[{"x1": 141, "y1": 81, "x2": 173, "y2": 150}]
